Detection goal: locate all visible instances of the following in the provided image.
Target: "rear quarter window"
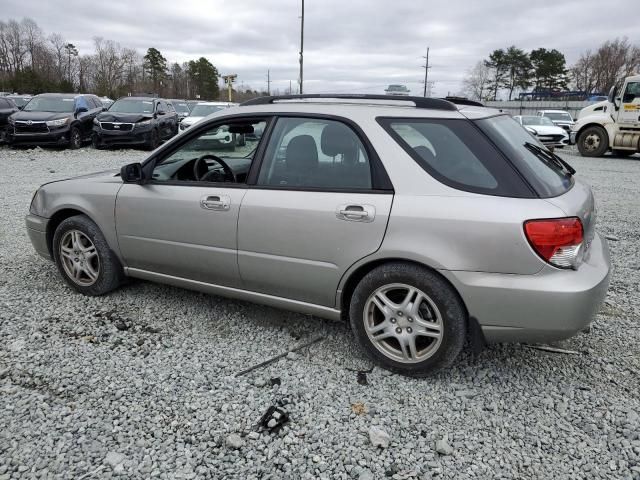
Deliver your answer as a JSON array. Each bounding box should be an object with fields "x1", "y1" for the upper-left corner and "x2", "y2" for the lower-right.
[{"x1": 378, "y1": 117, "x2": 535, "y2": 198}]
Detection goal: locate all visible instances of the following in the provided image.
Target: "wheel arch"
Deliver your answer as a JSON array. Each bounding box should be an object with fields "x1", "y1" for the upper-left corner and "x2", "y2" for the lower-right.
[{"x1": 46, "y1": 208, "x2": 95, "y2": 257}]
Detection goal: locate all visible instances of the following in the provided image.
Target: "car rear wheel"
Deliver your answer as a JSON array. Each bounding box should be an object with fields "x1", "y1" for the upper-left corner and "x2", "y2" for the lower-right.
[
  {"x1": 577, "y1": 126, "x2": 608, "y2": 157},
  {"x1": 69, "y1": 126, "x2": 82, "y2": 149},
  {"x1": 52, "y1": 215, "x2": 124, "y2": 296},
  {"x1": 349, "y1": 262, "x2": 466, "y2": 376},
  {"x1": 91, "y1": 133, "x2": 104, "y2": 150}
]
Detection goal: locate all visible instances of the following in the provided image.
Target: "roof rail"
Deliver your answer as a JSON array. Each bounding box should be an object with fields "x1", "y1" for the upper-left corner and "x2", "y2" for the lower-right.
[
  {"x1": 443, "y1": 96, "x2": 484, "y2": 107},
  {"x1": 240, "y1": 94, "x2": 458, "y2": 111}
]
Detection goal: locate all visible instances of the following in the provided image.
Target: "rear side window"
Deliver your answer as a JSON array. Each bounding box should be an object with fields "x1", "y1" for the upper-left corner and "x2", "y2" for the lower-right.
[
  {"x1": 476, "y1": 115, "x2": 572, "y2": 198},
  {"x1": 379, "y1": 118, "x2": 534, "y2": 197}
]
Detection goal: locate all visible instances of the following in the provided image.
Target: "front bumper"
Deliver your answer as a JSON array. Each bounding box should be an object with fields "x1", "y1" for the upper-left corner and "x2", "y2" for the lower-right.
[
  {"x1": 25, "y1": 213, "x2": 51, "y2": 260},
  {"x1": 8, "y1": 125, "x2": 72, "y2": 146},
  {"x1": 93, "y1": 125, "x2": 152, "y2": 146},
  {"x1": 569, "y1": 131, "x2": 577, "y2": 145},
  {"x1": 442, "y1": 233, "x2": 611, "y2": 343}
]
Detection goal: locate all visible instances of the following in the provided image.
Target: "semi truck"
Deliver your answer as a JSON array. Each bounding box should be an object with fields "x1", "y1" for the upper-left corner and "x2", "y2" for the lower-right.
[{"x1": 571, "y1": 74, "x2": 640, "y2": 157}]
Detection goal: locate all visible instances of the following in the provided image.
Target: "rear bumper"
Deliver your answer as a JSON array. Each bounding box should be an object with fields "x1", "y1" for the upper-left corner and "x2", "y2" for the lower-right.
[
  {"x1": 442, "y1": 233, "x2": 611, "y2": 343},
  {"x1": 25, "y1": 213, "x2": 51, "y2": 260}
]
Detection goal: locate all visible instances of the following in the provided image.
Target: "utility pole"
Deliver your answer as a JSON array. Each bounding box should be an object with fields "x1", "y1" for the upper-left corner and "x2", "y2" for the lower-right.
[
  {"x1": 266, "y1": 70, "x2": 271, "y2": 95},
  {"x1": 422, "y1": 47, "x2": 430, "y2": 97},
  {"x1": 299, "y1": 0, "x2": 304, "y2": 94}
]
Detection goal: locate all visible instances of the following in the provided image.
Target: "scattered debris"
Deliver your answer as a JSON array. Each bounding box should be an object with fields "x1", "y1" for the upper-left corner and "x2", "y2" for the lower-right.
[
  {"x1": 357, "y1": 371, "x2": 369, "y2": 385},
  {"x1": 225, "y1": 433, "x2": 245, "y2": 449},
  {"x1": 104, "y1": 451, "x2": 125, "y2": 469},
  {"x1": 525, "y1": 344, "x2": 587, "y2": 355},
  {"x1": 351, "y1": 402, "x2": 367, "y2": 415},
  {"x1": 258, "y1": 405, "x2": 290, "y2": 433},
  {"x1": 234, "y1": 335, "x2": 325, "y2": 376},
  {"x1": 77, "y1": 465, "x2": 105, "y2": 480},
  {"x1": 286, "y1": 351, "x2": 299, "y2": 361},
  {"x1": 143, "y1": 325, "x2": 161, "y2": 334},
  {"x1": 435, "y1": 435, "x2": 453, "y2": 455},
  {"x1": 82, "y1": 335, "x2": 97, "y2": 344},
  {"x1": 270, "y1": 377, "x2": 281, "y2": 387},
  {"x1": 605, "y1": 235, "x2": 619, "y2": 242},
  {"x1": 368, "y1": 425, "x2": 390, "y2": 448}
]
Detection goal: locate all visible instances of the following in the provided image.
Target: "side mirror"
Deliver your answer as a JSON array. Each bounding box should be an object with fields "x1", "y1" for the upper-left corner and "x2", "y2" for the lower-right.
[
  {"x1": 18, "y1": 105, "x2": 24, "y2": 110},
  {"x1": 608, "y1": 86, "x2": 620, "y2": 110},
  {"x1": 120, "y1": 163, "x2": 145, "y2": 184},
  {"x1": 157, "y1": 110, "x2": 166, "y2": 116}
]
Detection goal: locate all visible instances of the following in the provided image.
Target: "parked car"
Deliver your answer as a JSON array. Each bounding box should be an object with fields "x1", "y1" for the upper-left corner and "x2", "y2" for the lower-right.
[
  {"x1": 513, "y1": 115, "x2": 569, "y2": 148},
  {"x1": 5, "y1": 94, "x2": 32, "y2": 110},
  {"x1": 7, "y1": 93, "x2": 103, "y2": 148},
  {"x1": 168, "y1": 99, "x2": 191, "y2": 121},
  {"x1": 537, "y1": 110, "x2": 575, "y2": 131},
  {"x1": 0, "y1": 96, "x2": 19, "y2": 142},
  {"x1": 179, "y1": 102, "x2": 237, "y2": 131},
  {"x1": 25, "y1": 94, "x2": 610, "y2": 376},
  {"x1": 92, "y1": 96, "x2": 179, "y2": 150}
]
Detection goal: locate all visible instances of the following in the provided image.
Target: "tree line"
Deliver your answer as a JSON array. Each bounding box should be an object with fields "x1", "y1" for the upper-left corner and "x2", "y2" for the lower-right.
[
  {"x1": 0, "y1": 17, "x2": 226, "y2": 100},
  {"x1": 464, "y1": 38, "x2": 640, "y2": 101}
]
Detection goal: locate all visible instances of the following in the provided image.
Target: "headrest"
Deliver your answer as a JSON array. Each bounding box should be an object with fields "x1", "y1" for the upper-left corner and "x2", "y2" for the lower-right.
[
  {"x1": 286, "y1": 135, "x2": 318, "y2": 172},
  {"x1": 321, "y1": 122, "x2": 356, "y2": 157}
]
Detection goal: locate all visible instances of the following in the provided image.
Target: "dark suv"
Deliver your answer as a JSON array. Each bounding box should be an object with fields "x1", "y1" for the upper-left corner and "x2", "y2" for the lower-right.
[
  {"x1": 0, "y1": 97, "x2": 19, "y2": 142},
  {"x1": 92, "y1": 97, "x2": 179, "y2": 150},
  {"x1": 7, "y1": 93, "x2": 104, "y2": 148}
]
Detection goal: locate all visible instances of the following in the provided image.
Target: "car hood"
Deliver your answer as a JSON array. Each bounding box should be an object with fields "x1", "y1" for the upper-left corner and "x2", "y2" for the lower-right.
[
  {"x1": 12, "y1": 111, "x2": 71, "y2": 122},
  {"x1": 181, "y1": 116, "x2": 204, "y2": 126},
  {"x1": 526, "y1": 125, "x2": 568, "y2": 136},
  {"x1": 41, "y1": 169, "x2": 122, "y2": 188},
  {"x1": 97, "y1": 112, "x2": 153, "y2": 123}
]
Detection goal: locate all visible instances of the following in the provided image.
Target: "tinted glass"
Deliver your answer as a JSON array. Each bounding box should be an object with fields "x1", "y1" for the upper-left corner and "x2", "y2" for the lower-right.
[
  {"x1": 543, "y1": 112, "x2": 572, "y2": 121},
  {"x1": 380, "y1": 118, "x2": 533, "y2": 197},
  {"x1": 190, "y1": 104, "x2": 225, "y2": 116},
  {"x1": 172, "y1": 102, "x2": 190, "y2": 113},
  {"x1": 258, "y1": 117, "x2": 372, "y2": 189},
  {"x1": 521, "y1": 116, "x2": 554, "y2": 126},
  {"x1": 477, "y1": 115, "x2": 572, "y2": 198},
  {"x1": 623, "y1": 82, "x2": 640, "y2": 103},
  {"x1": 24, "y1": 96, "x2": 75, "y2": 113},
  {"x1": 152, "y1": 120, "x2": 267, "y2": 184},
  {"x1": 109, "y1": 99, "x2": 154, "y2": 114}
]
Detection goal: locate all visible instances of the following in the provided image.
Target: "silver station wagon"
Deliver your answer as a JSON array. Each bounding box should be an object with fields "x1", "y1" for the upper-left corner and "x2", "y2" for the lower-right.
[{"x1": 26, "y1": 94, "x2": 611, "y2": 376}]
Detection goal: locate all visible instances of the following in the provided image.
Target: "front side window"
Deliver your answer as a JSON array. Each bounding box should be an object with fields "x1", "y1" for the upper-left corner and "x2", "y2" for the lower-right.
[
  {"x1": 257, "y1": 117, "x2": 372, "y2": 189},
  {"x1": 380, "y1": 117, "x2": 535, "y2": 197},
  {"x1": 152, "y1": 119, "x2": 267, "y2": 184},
  {"x1": 622, "y1": 82, "x2": 640, "y2": 103}
]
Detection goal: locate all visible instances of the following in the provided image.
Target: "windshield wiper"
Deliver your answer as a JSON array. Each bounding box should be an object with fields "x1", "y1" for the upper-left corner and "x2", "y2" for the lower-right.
[{"x1": 524, "y1": 142, "x2": 575, "y2": 176}]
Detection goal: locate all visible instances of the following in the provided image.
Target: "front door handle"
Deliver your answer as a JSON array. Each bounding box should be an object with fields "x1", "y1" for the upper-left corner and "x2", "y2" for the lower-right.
[
  {"x1": 200, "y1": 194, "x2": 230, "y2": 211},
  {"x1": 336, "y1": 204, "x2": 375, "y2": 222}
]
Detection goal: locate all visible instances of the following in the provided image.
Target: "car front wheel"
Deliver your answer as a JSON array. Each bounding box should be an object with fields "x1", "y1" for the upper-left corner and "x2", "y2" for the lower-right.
[
  {"x1": 52, "y1": 215, "x2": 124, "y2": 296},
  {"x1": 69, "y1": 126, "x2": 82, "y2": 149},
  {"x1": 349, "y1": 262, "x2": 466, "y2": 376},
  {"x1": 577, "y1": 126, "x2": 608, "y2": 157}
]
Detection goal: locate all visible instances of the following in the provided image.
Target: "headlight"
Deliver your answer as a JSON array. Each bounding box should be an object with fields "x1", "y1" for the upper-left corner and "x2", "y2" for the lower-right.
[
  {"x1": 29, "y1": 188, "x2": 45, "y2": 216},
  {"x1": 46, "y1": 118, "x2": 69, "y2": 127},
  {"x1": 136, "y1": 120, "x2": 152, "y2": 128},
  {"x1": 93, "y1": 118, "x2": 100, "y2": 126}
]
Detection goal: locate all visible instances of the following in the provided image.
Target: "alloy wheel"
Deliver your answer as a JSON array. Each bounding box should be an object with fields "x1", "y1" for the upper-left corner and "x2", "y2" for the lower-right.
[
  {"x1": 59, "y1": 230, "x2": 100, "y2": 286},
  {"x1": 363, "y1": 283, "x2": 443, "y2": 364}
]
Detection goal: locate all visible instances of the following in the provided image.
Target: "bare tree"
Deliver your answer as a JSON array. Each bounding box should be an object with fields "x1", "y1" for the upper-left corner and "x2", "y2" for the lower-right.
[{"x1": 463, "y1": 61, "x2": 491, "y2": 101}]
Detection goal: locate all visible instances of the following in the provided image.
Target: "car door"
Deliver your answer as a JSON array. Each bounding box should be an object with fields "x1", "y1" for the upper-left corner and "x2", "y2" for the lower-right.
[
  {"x1": 237, "y1": 116, "x2": 394, "y2": 307},
  {"x1": 618, "y1": 80, "x2": 640, "y2": 125},
  {"x1": 116, "y1": 117, "x2": 269, "y2": 287}
]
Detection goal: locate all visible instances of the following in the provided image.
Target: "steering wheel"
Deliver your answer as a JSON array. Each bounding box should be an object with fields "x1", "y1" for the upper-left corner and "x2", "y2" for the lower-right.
[{"x1": 192, "y1": 154, "x2": 236, "y2": 182}]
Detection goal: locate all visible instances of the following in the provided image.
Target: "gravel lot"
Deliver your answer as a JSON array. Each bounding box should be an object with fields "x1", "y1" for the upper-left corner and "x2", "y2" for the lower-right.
[{"x1": 1, "y1": 144, "x2": 639, "y2": 480}]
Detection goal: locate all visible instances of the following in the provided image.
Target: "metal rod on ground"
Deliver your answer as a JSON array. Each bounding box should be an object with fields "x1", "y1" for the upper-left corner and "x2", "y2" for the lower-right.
[{"x1": 235, "y1": 335, "x2": 325, "y2": 377}]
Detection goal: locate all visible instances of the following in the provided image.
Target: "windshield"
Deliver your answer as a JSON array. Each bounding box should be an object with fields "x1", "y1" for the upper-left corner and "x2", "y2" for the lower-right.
[
  {"x1": 109, "y1": 99, "x2": 154, "y2": 114},
  {"x1": 190, "y1": 104, "x2": 225, "y2": 116},
  {"x1": 543, "y1": 112, "x2": 572, "y2": 122},
  {"x1": 10, "y1": 97, "x2": 30, "y2": 108},
  {"x1": 521, "y1": 116, "x2": 554, "y2": 126},
  {"x1": 171, "y1": 102, "x2": 190, "y2": 114},
  {"x1": 477, "y1": 115, "x2": 572, "y2": 198},
  {"x1": 23, "y1": 96, "x2": 75, "y2": 113}
]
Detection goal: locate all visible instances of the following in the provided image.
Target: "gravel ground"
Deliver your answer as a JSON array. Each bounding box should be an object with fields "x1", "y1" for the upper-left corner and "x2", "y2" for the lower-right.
[{"x1": 0, "y1": 144, "x2": 639, "y2": 480}]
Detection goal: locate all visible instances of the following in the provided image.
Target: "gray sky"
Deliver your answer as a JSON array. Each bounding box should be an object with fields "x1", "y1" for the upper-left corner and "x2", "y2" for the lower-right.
[{"x1": 3, "y1": 0, "x2": 638, "y2": 96}]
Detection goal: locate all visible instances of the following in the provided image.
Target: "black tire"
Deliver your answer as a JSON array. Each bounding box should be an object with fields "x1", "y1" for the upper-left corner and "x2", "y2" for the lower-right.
[
  {"x1": 612, "y1": 149, "x2": 635, "y2": 157},
  {"x1": 349, "y1": 262, "x2": 466, "y2": 377},
  {"x1": 69, "y1": 126, "x2": 82, "y2": 149},
  {"x1": 145, "y1": 129, "x2": 159, "y2": 150},
  {"x1": 577, "y1": 126, "x2": 608, "y2": 157},
  {"x1": 52, "y1": 215, "x2": 124, "y2": 296},
  {"x1": 91, "y1": 133, "x2": 105, "y2": 150}
]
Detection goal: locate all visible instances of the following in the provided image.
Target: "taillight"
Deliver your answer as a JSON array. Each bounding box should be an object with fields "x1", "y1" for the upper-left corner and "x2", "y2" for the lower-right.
[{"x1": 524, "y1": 217, "x2": 584, "y2": 269}]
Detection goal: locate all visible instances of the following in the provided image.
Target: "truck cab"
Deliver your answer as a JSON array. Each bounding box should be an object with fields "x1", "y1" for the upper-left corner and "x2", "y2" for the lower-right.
[{"x1": 571, "y1": 74, "x2": 640, "y2": 157}]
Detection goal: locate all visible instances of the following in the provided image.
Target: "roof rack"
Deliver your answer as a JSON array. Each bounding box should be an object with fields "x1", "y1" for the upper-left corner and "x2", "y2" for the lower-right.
[
  {"x1": 240, "y1": 94, "x2": 458, "y2": 111},
  {"x1": 443, "y1": 96, "x2": 485, "y2": 107}
]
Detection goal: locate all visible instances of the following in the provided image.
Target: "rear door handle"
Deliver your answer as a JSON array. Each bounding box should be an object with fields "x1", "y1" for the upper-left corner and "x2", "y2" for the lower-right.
[
  {"x1": 200, "y1": 194, "x2": 230, "y2": 211},
  {"x1": 336, "y1": 204, "x2": 375, "y2": 222}
]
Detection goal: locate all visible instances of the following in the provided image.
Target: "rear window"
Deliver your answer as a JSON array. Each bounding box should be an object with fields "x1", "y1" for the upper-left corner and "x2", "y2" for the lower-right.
[
  {"x1": 476, "y1": 115, "x2": 573, "y2": 198},
  {"x1": 378, "y1": 117, "x2": 534, "y2": 197}
]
